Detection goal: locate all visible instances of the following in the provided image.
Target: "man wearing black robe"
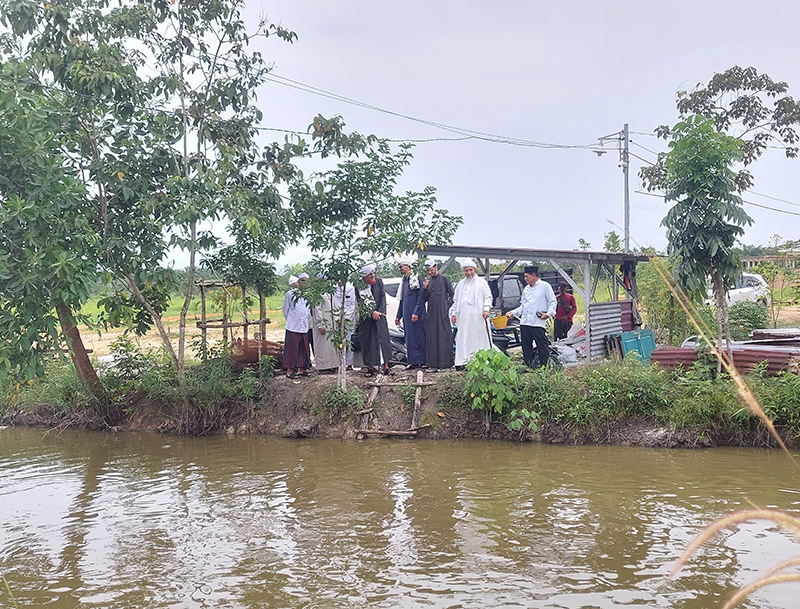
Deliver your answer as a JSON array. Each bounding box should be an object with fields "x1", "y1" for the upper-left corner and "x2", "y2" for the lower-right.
[
  {"x1": 357, "y1": 264, "x2": 393, "y2": 375},
  {"x1": 422, "y1": 262, "x2": 455, "y2": 371}
]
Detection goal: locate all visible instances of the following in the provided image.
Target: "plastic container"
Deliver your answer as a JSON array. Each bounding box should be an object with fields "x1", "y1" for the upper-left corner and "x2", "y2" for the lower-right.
[{"x1": 491, "y1": 316, "x2": 508, "y2": 329}]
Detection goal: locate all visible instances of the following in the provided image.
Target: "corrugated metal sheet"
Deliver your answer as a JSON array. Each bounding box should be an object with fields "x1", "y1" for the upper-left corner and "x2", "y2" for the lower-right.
[
  {"x1": 651, "y1": 347, "x2": 800, "y2": 376},
  {"x1": 588, "y1": 302, "x2": 623, "y2": 357}
]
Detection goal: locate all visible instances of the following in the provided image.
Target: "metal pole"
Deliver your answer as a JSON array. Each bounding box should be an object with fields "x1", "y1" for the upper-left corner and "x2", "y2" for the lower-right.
[{"x1": 622, "y1": 123, "x2": 630, "y2": 253}]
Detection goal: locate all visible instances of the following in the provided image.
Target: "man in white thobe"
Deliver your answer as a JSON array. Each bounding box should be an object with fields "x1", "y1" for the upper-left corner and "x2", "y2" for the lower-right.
[
  {"x1": 282, "y1": 275, "x2": 311, "y2": 378},
  {"x1": 311, "y1": 275, "x2": 339, "y2": 373},
  {"x1": 450, "y1": 260, "x2": 493, "y2": 366},
  {"x1": 333, "y1": 280, "x2": 358, "y2": 367}
]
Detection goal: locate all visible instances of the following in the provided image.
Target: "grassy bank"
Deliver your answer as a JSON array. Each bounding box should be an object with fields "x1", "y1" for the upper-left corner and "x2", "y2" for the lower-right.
[{"x1": 2, "y1": 345, "x2": 800, "y2": 446}]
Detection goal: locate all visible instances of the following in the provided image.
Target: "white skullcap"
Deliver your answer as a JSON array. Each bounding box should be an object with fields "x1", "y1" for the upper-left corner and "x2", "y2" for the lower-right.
[
  {"x1": 397, "y1": 257, "x2": 413, "y2": 266},
  {"x1": 298, "y1": 272, "x2": 309, "y2": 280},
  {"x1": 462, "y1": 258, "x2": 478, "y2": 269},
  {"x1": 289, "y1": 275, "x2": 299, "y2": 285},
  {"x1": 360, "y1": 263, "x2": 376, "y2": 276}
]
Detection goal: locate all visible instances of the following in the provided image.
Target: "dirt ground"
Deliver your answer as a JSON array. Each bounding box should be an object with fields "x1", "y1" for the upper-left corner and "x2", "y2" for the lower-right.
[{"x1": 79, "y1": 311, "x2": 287, "y2": 358}]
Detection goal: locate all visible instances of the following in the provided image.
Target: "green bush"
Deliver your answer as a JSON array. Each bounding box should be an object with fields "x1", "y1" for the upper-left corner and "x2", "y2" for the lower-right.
[
  {"x1": 0, "y1": 362, "x2": 95, "y2": 413},
  {"x1": 465, "y1": 349, "x2": 519, "y2": 414},
  {"x1": 728, "y1": 301, "x2": 770, "y2": 340},
  {"x1": 309, "y1": 386, "x2": 363, "y2": 418}
]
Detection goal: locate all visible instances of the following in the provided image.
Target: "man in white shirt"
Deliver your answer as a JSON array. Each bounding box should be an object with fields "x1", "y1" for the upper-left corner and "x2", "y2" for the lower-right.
[
  {"x1": 450, "y1": 260, "x2": 493, "y2": 366},
  {"x1": 282, "y1": 275, "x2": 311, "y2": 379},
  {"x1": 507, "y1": 266, "x2": 557, "y2": 368}
]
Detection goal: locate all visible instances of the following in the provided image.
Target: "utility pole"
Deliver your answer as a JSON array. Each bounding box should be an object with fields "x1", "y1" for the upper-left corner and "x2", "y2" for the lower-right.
[
  {"x1": 622, "y1": 123, "x2": 630, "y2": 253},
  {"x1": 597, "y1": 124, "x2": 631, "y2": 253}
]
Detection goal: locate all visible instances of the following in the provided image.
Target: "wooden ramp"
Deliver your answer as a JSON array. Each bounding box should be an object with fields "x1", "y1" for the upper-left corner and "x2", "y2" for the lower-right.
[{"x1": 355, "y1": 370, "x2": 432, "y2": 438}]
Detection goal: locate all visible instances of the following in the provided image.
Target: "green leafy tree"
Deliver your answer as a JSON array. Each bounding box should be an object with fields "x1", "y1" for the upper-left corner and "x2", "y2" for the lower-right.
[
  {"x1": 755, "y1": 235, "x2": 797, "y2": 328},
  {"x1": 292, "y1": 142, "x2": 463, "y2": 389},
  {"x1": 0, "y1": 66, "x2": 107, "y2": 404},
  {"x1": 1, "y1": 0, "x2": 370, "y2": 384},
  {"x1": 603, "y1": 231, "x2": 622, "y2": 253},
  {"x1": 641, "y1": 65, "x2": 800, "y2": 192},
  {"x1": 658, "y1": 115, "x2": 752, "y2": 359}
]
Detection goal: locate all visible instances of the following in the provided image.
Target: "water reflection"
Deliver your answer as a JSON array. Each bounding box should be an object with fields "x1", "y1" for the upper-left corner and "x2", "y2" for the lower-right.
[{"x1": 1, "y1": 429, "x2": 799, "y2": 608}]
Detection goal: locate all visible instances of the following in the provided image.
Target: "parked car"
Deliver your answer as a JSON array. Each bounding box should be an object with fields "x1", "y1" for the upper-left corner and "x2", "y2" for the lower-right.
[
  {"x1": 383, "y1": 277, "x2": 401, "y2": 323},
  {"x1": 489, "y1": 270, "x2": 573, "y2": 313},
  {"x1": 704, "y1": 272, "x2": 770, "y2": 307}
]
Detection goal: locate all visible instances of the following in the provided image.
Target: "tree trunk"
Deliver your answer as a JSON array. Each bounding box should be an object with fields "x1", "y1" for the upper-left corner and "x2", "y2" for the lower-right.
[
  {"x1": 123, "y1": 269, "x2": 179, "y2": 370},
  {"x1": 55, "y1": 302, "x2": 107, "y2": 408},
  {"x1": 177, "y1": 220, "x2": 197, "y2": 378}
]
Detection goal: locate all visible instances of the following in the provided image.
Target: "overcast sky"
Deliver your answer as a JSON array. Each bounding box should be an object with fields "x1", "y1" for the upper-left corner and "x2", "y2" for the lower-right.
[{"x1": 237, "y1": 0, "x2": 800, "y2": 265}]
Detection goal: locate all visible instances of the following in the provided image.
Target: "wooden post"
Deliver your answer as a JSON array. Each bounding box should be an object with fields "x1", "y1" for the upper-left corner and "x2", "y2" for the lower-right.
[
  {"x1": 411, "y1": 370, "x2": 423, "y2": 429},
  {"x1": 222, "y1": 288, "x2": 229, "y2": 345},
  {"x1": 199, "y1": 282, "x2": 207, "y2": 360},
  {"x1": 242, "y1": 284, "x2": 249, "y2": 342},
  {"x1": 357, "y1": 373, "x2": 384, "y2": 439},
  {"x1": 259, "y1": 293, "x2": 267, "y2": 339}
]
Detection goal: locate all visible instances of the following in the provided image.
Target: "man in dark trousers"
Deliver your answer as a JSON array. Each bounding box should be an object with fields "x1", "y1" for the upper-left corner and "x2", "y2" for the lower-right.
[
  {"x1": 554, "y1": 282, "x2": 577, "y2": 340},
  {"x1": 357, "y1": 264, "x2": 393, "y2": 376},
  {"x1": 395, "y1": 258, "x2": 427, "y2": 369},
  {"x1": 506, "y1": 266, "x2": 557, "y2": 368},
  {"x1": 422, "y1": 261, "x2": 454, "y2": 371}
]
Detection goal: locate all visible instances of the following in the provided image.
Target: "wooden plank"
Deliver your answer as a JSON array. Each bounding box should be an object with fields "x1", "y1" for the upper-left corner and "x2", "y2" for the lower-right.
[
  {"x1": 356, "y1": 373, "x2": 383, "y2": 439},
  {"x1": 355, "y1": 429, "x2": 418, "y2": 437},
  {"x1": 364, "y1": 381, "x2": 435, "y2": 387},
  {"x1": 411, "y1": 370, "x2": 423, "y2": 429}
]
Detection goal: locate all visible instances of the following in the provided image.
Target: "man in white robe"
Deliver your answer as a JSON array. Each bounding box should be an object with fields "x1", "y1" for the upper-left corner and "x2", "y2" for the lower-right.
[
  {"x1": 450, "y1": 260, "x2": 493, "y2": 366},
  {"x1": 333, "y1": 280, "x2": 357, "y2": 367},
  {"x1": 311, "y1": 275, "x2": 340, "y2": 373}
]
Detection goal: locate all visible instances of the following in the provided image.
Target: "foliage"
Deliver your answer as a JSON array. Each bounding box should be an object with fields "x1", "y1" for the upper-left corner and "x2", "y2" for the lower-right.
[
  {"x1": 727, "y1": 301, "x2": 769, "y2": 340},
  {"x1": 0, "y1": 362, "x2": 94, "y2": 414},
  {"x1": 642, "y1": 66, "x2": 800, "y2": 193},
  {"x1": 309, "y1": 386, "x2": 363, "y2": 419},
  {"x1": 0, "y1": 0, "x2": 372, "y2": 381},
  {"x1": 464, "y1": 349, "x2": 519, "y2": 415},
  {"x1": 603, "y1": 230, "x2": 622, "y2": 253},
  {"x1": 637, "y1": 257, "x2": 686, "y2": 345},
  {"x1": 650, "y1": 115, "x2": 751, "y2": 359},
  {"x1": 0, "y1": 63, "x2": 101, "y2": 391},
  {"x1": 754, "y1": 235, "x2": 797, "y2": 328}
]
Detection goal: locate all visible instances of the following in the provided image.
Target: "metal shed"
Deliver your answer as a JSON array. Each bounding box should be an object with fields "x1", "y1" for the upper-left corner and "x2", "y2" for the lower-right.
[{"x1": 421, "y1": 245, "x2": 649, "y2": 360}]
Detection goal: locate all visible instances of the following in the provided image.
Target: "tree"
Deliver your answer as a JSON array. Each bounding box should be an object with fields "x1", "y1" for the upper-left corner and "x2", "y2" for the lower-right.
[
  {"x1": 641, "y1": 65, "x2": 800, "y2": 192},
  {"x1": 0, "y1": 0, "x2": 370, "y2": 385},
  {"x1": 755, "y1": 235, "x2": 797, "y2": 329},
  {"x1": 603, "y1": 231, "x2": 622, "y2": 253},
  {"x1": 0, "y1": 65, "x2": 107, "y2": 405},
  {"x1": 658, "y1": 115, "x2": 752, "y2": 360},
  {"x1": 578, "y1": 238, "x2": 591, "y2": 251},
  {"x1": 291, "y1": 143, "x2": 462, "y2": 389}
]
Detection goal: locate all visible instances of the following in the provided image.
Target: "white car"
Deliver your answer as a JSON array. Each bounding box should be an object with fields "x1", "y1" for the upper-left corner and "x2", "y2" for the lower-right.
[
  {"x1": 704, "y1": 272, "x2": 770, "y2": 307},
  {"x1": 383, "y1": 277, "x2": 401, "y2": 324}
]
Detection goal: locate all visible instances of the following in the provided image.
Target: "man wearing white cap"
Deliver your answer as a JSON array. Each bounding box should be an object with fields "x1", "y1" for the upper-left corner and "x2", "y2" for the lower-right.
[
  {"x1": 356, "y1": 263, "x2": 393, "y2": 376},
  {"x1": 282, "y1": 275, "x2": 311, "y2": 379},
  {"x1": 395, "y1": 258, "x2": 427, "y2": 369},
  {"x1": 450, "y1": 260, "x2": 493, "y2": 366}
]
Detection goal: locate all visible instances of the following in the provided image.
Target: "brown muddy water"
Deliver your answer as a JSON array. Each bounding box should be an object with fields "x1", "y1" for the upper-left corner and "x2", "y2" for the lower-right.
[{"x1": 1, "y1": 429, "x2": 800, "y2": 608}]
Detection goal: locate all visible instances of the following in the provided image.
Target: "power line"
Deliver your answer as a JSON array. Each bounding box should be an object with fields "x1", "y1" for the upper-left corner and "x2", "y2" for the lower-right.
[
  {"x1": 630, "y1": 140, "x2": 662, "y2": 157},
  {"x1": 636, "y1": 189, "x2": 800, "y2": 217},
  {"x1": 264, "y1": 72, "x2": 603, "y2": 150},
  {"x1": 746, "y1": 189, "x2": 800, "y2": 208}
]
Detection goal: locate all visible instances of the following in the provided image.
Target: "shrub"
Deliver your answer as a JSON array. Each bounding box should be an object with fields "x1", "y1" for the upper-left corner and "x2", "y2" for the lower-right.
[
  {"x1": 465, "y1": 349, "x2": 519, "y2": 414},
  {"x1": 728, "y1": 301, "x2": 770, "y2": 340},
  {"x1": 309, "y1": 386, "x2": 363, "y2": 418}
]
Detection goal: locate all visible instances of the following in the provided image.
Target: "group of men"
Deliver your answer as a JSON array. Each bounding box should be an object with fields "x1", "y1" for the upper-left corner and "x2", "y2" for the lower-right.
[{"x1": 281, "y1": 259, "x2": 578, "y2": 378}]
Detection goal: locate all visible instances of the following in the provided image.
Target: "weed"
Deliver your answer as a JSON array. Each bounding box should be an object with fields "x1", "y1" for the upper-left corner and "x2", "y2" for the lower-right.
[{"x1": 309, "y1": 386, "x2": 363, "y2": 419}]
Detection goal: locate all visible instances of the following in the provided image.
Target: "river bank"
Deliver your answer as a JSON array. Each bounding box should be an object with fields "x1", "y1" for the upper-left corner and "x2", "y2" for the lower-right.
[{"x1": 3, "y1": 358, "x2": 800, "y2": 448}]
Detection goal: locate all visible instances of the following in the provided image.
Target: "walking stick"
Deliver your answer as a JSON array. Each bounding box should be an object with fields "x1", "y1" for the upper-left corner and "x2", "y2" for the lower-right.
[{"x1": 484, "y1": 316, "x2": 494, "y2": 348}]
